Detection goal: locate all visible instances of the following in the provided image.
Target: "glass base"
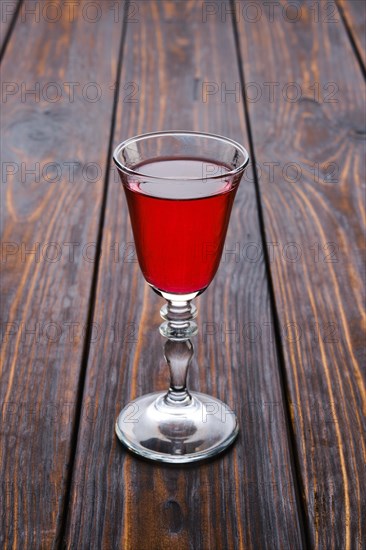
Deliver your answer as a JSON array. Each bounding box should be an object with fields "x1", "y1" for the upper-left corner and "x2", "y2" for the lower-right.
[{"x1": 115, "y1": 391, "x2": 239, "y2": 463}]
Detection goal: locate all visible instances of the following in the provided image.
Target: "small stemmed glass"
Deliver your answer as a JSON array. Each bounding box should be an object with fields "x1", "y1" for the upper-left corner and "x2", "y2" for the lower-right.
[{"x1": 113, "y1": 131, "x2": 249, "y2": 463}]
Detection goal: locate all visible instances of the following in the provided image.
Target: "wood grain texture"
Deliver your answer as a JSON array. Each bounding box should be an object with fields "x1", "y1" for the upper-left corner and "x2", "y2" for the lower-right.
[
  {"x1": 0, "y1": 0, "x2": 20, "y2": 54},
  {"x1": 338, "y1": 0, "x2": 366, "y2": 65},
  {"x1": 63, "y1": 1, "x2": 303, "y2": 549},
  {"x1": 0, "y1": 1, "x2": 124, "y2": 547},
  {"x1": 236, "y1": 1, "x2": 366, "y2": 548}
]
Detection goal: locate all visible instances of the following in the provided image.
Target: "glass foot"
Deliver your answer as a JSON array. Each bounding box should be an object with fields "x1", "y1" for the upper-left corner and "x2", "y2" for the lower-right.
[{"x1": 115, "y1": 391, "x2": 239, "y2": 463}]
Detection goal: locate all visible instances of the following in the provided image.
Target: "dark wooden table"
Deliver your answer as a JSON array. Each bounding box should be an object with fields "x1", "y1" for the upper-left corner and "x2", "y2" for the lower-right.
[{"x1": 1, "y1": 1, "x2": 365, "y2": 548}]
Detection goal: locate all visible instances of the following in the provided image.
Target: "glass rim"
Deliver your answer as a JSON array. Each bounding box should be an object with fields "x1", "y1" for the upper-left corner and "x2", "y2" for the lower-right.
[{"x1": 113, "y1": 130, "x2": 250, "y2": 181}]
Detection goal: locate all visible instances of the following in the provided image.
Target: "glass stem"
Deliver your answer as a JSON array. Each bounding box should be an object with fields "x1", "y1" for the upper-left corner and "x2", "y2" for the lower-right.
[
  {"x1": 164, "y1": 339, "x2": 192, "y2": 405},
  {"x1": 159, "y1": 300, "x2": 198, "y2": 406}
]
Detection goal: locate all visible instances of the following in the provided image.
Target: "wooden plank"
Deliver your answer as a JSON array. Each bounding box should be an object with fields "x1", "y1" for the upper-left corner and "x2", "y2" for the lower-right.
[
  {"x1": 0, "y1": 1, "x2": 124, "y2": 547},
  {"x1": 64, "y1": 1, "x2": 304, "y2": 549},
  {"x1": 236, "y1": 1, "x2": 366, "y2": 548},
  {"x1": 0, "y1": 0, "x2": 20, "y2": 54},
  {"x1": 338, "y1": 0, "x2": 366, "y2": 66}
]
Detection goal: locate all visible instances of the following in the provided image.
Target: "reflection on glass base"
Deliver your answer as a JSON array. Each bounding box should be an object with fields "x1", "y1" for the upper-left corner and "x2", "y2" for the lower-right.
[{"x1": 115, "y1": 391, "x2": 239, "y2": 463}]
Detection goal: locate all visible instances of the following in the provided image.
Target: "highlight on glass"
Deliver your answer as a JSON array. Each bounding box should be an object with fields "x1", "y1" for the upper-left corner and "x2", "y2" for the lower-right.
[{"x1": 113, "y1": 131, "x2": 249, "y2": 463}]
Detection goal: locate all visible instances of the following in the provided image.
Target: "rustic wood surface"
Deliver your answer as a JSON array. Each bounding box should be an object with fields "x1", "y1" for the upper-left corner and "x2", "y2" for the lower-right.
[
  {"x1": 337, "y1": 0, "x2": 366, "y2": 66},
  {"x1": 1, "y1": 1, "x2": 364, "y2": 549},
  {"x1": 0, "y1": 1, "x2": 125, "y2": 547},
  {"x1": 236, "y1": 0, "x2": 366, "y2": 548},
  {"x1": 64, "y1": 2, "x2": 303, "y2": 548},
  {"x1": 0, "y1": 0, "x2": 20, "y2": 55}
]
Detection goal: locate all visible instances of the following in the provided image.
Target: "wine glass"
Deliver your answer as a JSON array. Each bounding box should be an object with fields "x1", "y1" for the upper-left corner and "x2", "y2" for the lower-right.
[{"x1": 113, "y1": 131, "x2": 249, "y2": 463}]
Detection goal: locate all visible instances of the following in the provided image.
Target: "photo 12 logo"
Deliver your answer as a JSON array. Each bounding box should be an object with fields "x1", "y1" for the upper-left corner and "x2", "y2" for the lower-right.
[
  {"x1": 1, "y1": 320, "x2": 138, "y2": 344},
  {"x1": 1, "y1": 2, "x2": 140, "y2": 24},
  {"x1": 201, "y1": 2, "x2": 339, "y2": 24},
  {"x1": 1, "y1": 81, "x2": 140, "y2": 104},
  {"x1": 201, "y1": 81, "x2": 339, "y2": 104}
]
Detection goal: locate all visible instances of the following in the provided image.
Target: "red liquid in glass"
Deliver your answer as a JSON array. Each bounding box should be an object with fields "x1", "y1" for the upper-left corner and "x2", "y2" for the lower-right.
[{"x1": 121, "y1": 158, "x2": 240, "y2": 294}]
